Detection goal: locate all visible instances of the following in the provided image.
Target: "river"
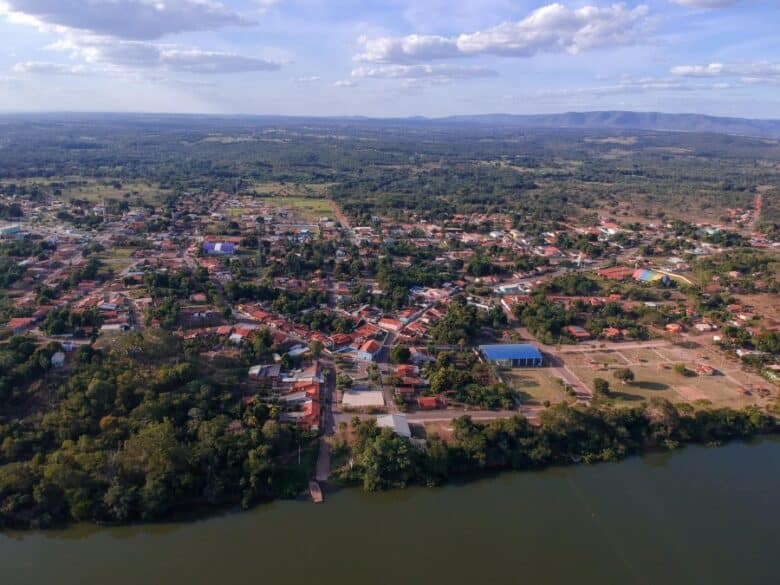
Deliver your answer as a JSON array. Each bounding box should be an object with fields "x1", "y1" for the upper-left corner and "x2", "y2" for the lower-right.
[{"x1": 2, "y1": 437, "x2": 779, "y2": 585}]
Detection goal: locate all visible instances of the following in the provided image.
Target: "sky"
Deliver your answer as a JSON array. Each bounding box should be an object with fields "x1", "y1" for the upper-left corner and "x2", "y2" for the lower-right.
[{"x1": 0, "y1": 0, "x2": 778, "y2": 118}]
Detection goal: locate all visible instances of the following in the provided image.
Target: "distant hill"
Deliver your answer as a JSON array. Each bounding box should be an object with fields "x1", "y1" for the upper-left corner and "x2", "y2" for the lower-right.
[
  {"x1": 440, "y1": 111, "x2": 780, "y2": 139},
  {"x1": 2, "y1": 110, "x2": 780, "y2": 140}
]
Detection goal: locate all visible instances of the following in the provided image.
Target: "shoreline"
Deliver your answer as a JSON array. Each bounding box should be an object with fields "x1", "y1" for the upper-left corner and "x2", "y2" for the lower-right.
[{"x1": 3, "y1": 406, "x2": 777, "y2": 532}]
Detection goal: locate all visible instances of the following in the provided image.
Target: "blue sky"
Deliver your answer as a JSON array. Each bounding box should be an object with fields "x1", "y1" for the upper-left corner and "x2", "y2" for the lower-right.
[{"x1": 0, "y1": 0, "x2": 778, "y2": 117}]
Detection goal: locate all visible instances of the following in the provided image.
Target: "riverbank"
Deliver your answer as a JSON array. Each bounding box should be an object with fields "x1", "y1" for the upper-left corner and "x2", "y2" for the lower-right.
[
  {"x1": 332, "y1": 401, "x2": 777, "y2": 492},
  {"x1": 1, "y1": 400, "x2": 776, "y2": 530},
  {"x1": 3, "y1": 436, "x2": 780, "y2": 585}
]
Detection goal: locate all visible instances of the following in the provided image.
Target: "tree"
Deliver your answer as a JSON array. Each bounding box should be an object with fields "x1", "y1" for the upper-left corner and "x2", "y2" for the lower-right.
[
  {"x1": 592, "y1": 378, "x2": 611, "y2": 399},
  {"x1": 613, "y1": 368, "x2": 635, "y2": 385},
  {"x1": 389, "y1": 345, "x2": 411, "y2": 364},
  {"x1": 310, "y1": 340, "x2": 324, "y2": 358},
  {"x1": 674, "y1": 363, "x2": 692, "y2": 377}
]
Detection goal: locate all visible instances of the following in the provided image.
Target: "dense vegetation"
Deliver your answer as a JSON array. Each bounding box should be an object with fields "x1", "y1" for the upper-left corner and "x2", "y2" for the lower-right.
[
  {"x1": 1, "y1": 114, "x2": 778, "y2": 229},
  {"x1": 425, "y1": 351, "x2": 515, "y2": 410},
  {"x1": 337, "y1": 401, "x2": 775, "y2": 491},
  {"x1": 0, "y1": 331, "x2": 313, "y2": 529}
]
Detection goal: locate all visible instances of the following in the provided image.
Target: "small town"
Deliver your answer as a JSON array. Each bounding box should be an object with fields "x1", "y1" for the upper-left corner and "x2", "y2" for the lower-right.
[
  {"x1": 2, "y1": 174, "x2": 779, "y2": 505},
  {"x1": 3, "y1": 1, "x2": 780, "y2": 582}
]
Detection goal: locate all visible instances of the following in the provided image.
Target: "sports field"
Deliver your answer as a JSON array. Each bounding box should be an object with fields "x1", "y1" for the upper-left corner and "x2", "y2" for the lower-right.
[{"x1": 564, "y1": 342, "x2": 775, "y2": 409}]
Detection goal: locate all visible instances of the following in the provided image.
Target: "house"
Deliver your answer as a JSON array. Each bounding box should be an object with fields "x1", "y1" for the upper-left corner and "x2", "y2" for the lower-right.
[
  {"x1": 353, "y1": 323, "x2": 380, "y2": 342},
  {"x1": 330, "y1": 333, "x2": 353, "y2": 348},
  {"x1": 5, "y1": 317, "x2": 35, "y2": 334},
  {"x1": 564, "y1": 325, "x2": 592, "y2": 341},
  {"x1": 376, "y1": 414, "x2": 412, "y2": 438},
  {"x1": 409, "y1": 347, "x2": 433, "y2": 364},
  {"x1": 479, "y1": 344, "x2": 543, "y2": 367},
  {"x1": 229, "y1": 326, "x2": 256, "y2": 344},
  {"x1": 665, "y1": 323, "x2": 684, "y2": 334},
  {"x1": 100, "y1": 323, "x2": 130, "y2": 333},
  {"x1": 288, "y1": 344, "x2": 310, "y2": 358},
  {"x1": 396, "y1": 364, "x2": 419, "y2": 377},
  {"x1": 357, "y1": 339, "x2": 382, "y2": 362},
  {"x1": 417, "y1": 396, "x2": 440, "y2": 410},
  {"x1": 378, "y1": 318, "x2": 404, "y2": 333},
  {"x1": 51, "y1": 352, "x2": 66, "y2": 368},
  {"x1": 395, "y1": 386, "x2": 416, "y2": 399},
  {"x1": 300, "y1": 400, "x2": 320, "y2": 431},
  {"x1": 248, "y1": 363, "x2": 282, "y2": 387},
  {"x1": 597, "y1": 266, "x2": 635, "y2": 281},
  {"x1": 295, "y1": 363, "x2": 325, "y2": 384},
  {"x1": 189, "y1": 292, "x2": 208, "y2": 303},
  {"x1": 397, "y1": 308, "x2": 418, "y2": 324}
]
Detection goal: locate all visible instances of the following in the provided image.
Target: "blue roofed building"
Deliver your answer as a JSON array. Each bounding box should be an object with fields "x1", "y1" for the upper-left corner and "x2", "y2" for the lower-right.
[
  {"x1": 479, "y1": 344, "x2": 543, "y2": 367},
  {"x1": 202, "y1": 242, "x2": 237, "y2": 255}
]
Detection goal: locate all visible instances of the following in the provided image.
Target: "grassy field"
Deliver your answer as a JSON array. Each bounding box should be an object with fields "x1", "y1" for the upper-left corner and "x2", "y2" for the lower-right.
[
  {"x1": 62, "y1": 180, "x2": 170, "y2": 205},
  {"x1": 567, "y1": 340, "x2": 775, "y2": 409},
  {"x1": 95, "y1": 246, "x2": 137, "y2": 272},
  {"x1": 504, "y1": 368, "x2": 572, "y2": 406},
  {"x1": 1, "y1": 177, "x2": 170, "y2": 205},
  {"x1": 250, "y1": 181, "x2": 334, "y2": 197},
  {"x1": 255, "y1": 195, "x2": 337, "y2": 222}
]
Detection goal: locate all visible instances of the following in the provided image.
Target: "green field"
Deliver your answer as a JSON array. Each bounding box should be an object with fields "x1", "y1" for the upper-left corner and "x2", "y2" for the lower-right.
[
  {"x1": 255, "y1": 195, "x2": 336, "y2": 221},
  {"x1": 1, "y1": 177, "x2": 171, "y2": 205},
  {"x1": 504, "y1": 368, "x2": 572, "y2": 406},
  {"x1": 250, "y1": 181, "x2": 334, "y2": 197}
]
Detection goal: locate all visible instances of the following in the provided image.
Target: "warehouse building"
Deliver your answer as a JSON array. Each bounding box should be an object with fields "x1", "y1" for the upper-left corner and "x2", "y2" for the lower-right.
[{"x1": 479, "y1": 344, "x2": 543, "y2": 367}]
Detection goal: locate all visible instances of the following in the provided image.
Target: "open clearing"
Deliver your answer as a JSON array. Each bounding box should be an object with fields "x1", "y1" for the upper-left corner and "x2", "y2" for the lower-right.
[
  {"x1": 95, "y1": 246, "x2": 137, "y2": 271},
  {"x1": 255, "y1": 196, "x2": 336, "y2": 222},
  {"x1": 1, "y1": 177, "x2": 170, "y2": 205},
  {"x1": 250, "y1": 181, "x2": 334, "y2": 197},
  {"x1": 504, "y1": 368, "x2": 571, "y2": 406},
  {"x1": 565, "y1": 339, "x2": 776, "y2": 409}
]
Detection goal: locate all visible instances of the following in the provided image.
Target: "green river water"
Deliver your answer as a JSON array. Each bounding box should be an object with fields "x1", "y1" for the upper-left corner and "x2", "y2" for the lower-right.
[{"x1": 2, "y1": 437, "x2": 779, "y2": 585}]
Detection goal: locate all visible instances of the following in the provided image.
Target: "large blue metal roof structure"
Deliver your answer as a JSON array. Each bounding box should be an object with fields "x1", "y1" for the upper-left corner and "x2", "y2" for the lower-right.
[{"x1": 479, "y1": 344, "x2": 543, "y2": 365}]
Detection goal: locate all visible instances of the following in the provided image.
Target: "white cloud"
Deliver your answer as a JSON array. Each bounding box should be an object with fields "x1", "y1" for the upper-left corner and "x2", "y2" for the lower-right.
[
  {"x1": 351, "y1": 64, "x2": 498, "y2": 83},
  {"x1": 12, "y1": 60, "x2": 87, "y2": 75},
  {"x1": 334, "y1": 79, "x2": 356, "y2": 88},
  {"x1": 0, "y1": 0, "x2": 250, "y2": 40},
  {"x1": 161, "y1": 49, "x2": 279, "y2": 74},
  {"x1": 1, "y1": 1, "x2": 279, "y2": 80},
  {"x1": 512, "y1": 75, "x2": 732, "y2": 102},
  {"x1": 672, "y1": 62, "x2": 780, "y2": 84},
  {"x1": 51, "y1": 36, "x2": 280, "y2": 74},
  {"x1": 255, "y1": 0, "x2": 282, "y2": 12},
  {"x1": 671, "y1": 63, "x2": 728, "y2": 76},
  {"x1": 294, "y1": 76, "x2": 321, "y2": 83},
  {"x1": 670, "y1": 0, "x2": 740, "y2": 8},
  {"x1": 356, "y1": 3, "x2": 650, "y2": 64},
  {"x1": 357, "y1": 34, "x2": 460, "y2": 64}
]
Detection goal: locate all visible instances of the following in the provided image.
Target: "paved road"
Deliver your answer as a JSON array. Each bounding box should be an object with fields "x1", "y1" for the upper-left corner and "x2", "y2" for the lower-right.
[
  {"x1": 315, "y1": 438, "x2": 331, "y2": 482},
  {"x1": 406, "y1": 406, "x2": 544, "y2": 423},
  {"x1": 375, "y1": 331, "x2": 399, "y2": 414},
  {"x1": 314, "y1": 361, "x2": 336, "y2": 482},
  {"x1": 333, "y1": 405, "x2": 545, "y2": 429}
]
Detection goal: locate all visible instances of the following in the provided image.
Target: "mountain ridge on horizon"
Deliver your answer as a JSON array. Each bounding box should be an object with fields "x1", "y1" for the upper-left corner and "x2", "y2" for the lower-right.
[
  {"x1": 2, "y1": 110, "x2": 780, "y2": 140},
  {"x1": 439, "y1": 111, "x2": 780, "y2": 139}
]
